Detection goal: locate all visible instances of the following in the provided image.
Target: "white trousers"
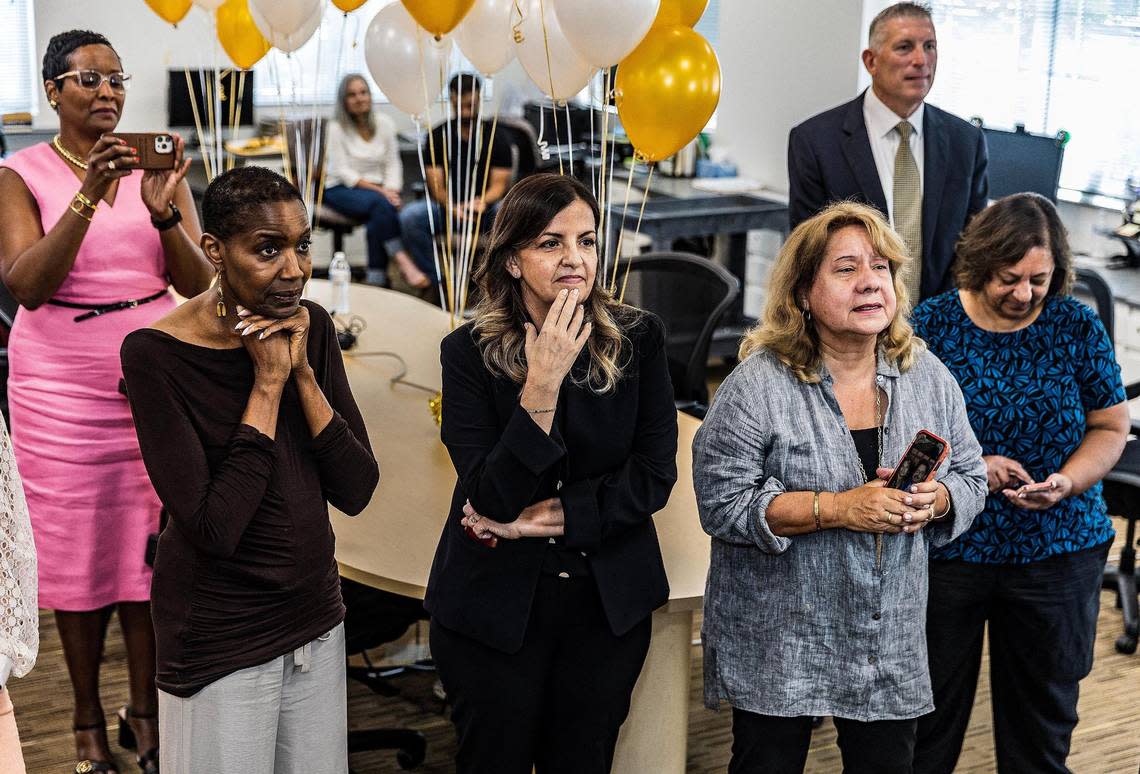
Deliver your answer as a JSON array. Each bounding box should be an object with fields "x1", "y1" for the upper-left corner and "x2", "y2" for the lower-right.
[{"x1": 159, "y1": 623, "x2": 348, "y2": 774}]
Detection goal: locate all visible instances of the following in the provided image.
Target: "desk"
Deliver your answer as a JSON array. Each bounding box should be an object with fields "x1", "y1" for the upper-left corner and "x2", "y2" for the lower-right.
[
  {"x1": 605, "y1": 172, "x2": 790, "y2": 355},
  {"x1": 308, "y1": 281, "x2": 710, "y2": 773}
]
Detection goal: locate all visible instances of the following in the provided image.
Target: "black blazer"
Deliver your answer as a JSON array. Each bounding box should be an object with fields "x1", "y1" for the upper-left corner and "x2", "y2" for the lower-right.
[
  {"x1": 787, "y1": 91, "x2": 989, "y2": 300},
  {"x1": 424, "y1": 312, "x2": 678, "y2": 654}
]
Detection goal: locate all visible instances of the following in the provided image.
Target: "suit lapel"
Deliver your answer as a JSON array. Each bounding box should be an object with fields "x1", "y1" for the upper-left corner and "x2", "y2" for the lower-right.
[
  {"x1": 842, "y1": 92, "x2": 888, "y2": 215},
  {"x1": 921, "y1": 106, "x2": 948, "y2": 263}
]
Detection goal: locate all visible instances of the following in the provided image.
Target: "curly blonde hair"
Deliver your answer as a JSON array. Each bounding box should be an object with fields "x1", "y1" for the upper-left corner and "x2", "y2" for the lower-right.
[
  {"x1": 471, "y1": 173, "x2": 639, "y2": 394},
  {"x1": 739, "y1": 200, "x2": 921, "y2": 382}
]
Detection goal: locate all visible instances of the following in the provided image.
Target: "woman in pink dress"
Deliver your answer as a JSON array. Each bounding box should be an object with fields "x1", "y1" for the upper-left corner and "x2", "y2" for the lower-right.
[{"x1": 0, "y1": 30, "x2": 212, "y2": 774}]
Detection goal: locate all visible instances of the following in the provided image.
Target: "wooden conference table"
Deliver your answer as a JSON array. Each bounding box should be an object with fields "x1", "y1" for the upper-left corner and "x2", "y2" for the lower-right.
[{"x1": 306, "y1": 280, "x2": 710, "y2": 773}]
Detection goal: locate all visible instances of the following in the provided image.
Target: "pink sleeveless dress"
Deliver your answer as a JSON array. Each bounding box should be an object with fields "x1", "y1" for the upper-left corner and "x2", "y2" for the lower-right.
[{"x1": 1, "y1": 143, "x2": 176, "y2": 611}]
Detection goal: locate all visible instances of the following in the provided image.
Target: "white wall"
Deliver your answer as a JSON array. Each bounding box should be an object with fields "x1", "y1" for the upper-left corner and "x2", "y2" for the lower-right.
[
  {"x1": 33, "y1": 0, "x2": 219, "y2": 131},
  {"x1": 714, "y1": 0, "x2": 866, "y2": 194}
]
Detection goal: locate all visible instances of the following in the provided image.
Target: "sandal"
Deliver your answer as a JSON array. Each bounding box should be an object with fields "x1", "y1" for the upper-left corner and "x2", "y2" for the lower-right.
[
  {"x1": 117, "y1": 706, "x2": 159, "y2": 774},
  {"x1": 73, "y1": 720, "x2": 119, "y2": 774}
]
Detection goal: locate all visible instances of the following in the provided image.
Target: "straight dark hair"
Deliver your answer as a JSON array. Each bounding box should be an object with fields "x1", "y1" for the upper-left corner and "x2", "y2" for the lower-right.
[
  {"x1": 471, "y1": 173, "x2": 639, "y2": 393},
  {"x1": 952, "y1": 192, "x2": 1073, "y2": 297}
]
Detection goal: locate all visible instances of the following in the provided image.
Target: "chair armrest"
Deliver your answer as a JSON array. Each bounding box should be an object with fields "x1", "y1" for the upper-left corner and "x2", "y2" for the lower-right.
[{"x1": 1126, "y1": 379, "x2": 1140, "y2": 402}]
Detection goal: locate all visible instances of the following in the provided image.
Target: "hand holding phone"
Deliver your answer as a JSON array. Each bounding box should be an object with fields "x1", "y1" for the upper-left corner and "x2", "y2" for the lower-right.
[
  {"x1": 463, "y1": 524, "x2": 498, "y2": 548},
  {"x1": 1017, "y1": 480, "x2": 1056, "y2": 495}
]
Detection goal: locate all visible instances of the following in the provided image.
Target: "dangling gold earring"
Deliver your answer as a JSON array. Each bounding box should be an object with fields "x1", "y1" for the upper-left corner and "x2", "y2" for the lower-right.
[
  {"x1": 49, "y1": 99, "x2": 58, "y2": 110},
  {"x1": 215, "y1": 275, "x2": 227, "y2": 318}
]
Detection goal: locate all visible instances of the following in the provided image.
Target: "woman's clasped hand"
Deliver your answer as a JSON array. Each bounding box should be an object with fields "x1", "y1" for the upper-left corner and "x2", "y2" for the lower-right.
[
  {"x1": 834, "y1": 467, "x2": 947, "y2": 535},
  {"x1": 233, "y1": 304, "x2": 312, "y2": 377}
]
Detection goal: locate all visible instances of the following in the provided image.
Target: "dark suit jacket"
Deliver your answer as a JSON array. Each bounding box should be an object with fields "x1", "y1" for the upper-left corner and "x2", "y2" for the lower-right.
[
  {"x1": 424, "y1": 313, "x2": 678, "y2": 654},
  {"x1": 787, "y1": 91, "x2": 989, "y2": 300}
]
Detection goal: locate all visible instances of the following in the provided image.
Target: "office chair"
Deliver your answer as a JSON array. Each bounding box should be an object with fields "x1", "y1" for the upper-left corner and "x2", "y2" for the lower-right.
[
  {"x1": 1073, "y1": 268, "x2": 1140, "y2": 654},
  {"x1": 281, "y1": 118, "x2": 366, "y2": 274},
  {"x1": 497, "y1": 118, "x2": 544, "y2": 181},
  {"x1": 617, "y1": 251, "x2": 741, "y2": 418},
  {"x1": 341, "y1": 577, "x2": 431, "y2": 770}
]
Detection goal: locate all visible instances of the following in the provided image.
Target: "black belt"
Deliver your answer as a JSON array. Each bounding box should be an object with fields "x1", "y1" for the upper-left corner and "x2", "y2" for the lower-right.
[{"x1": 47, "y1": 289, "x2": 168, "y2": 322}]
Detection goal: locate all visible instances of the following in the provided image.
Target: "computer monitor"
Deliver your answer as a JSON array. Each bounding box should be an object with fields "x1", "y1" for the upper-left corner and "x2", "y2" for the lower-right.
[
  {"x1": 167, "y1": 69, "x2": 255, "y2": 134},
  {"x1": 981, "y1": 123, "x2": 1066, "y2": 203}
]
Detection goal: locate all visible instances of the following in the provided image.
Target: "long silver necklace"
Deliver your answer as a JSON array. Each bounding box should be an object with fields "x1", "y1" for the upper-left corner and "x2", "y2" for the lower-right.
[{"x1": 874, "y1": 378, "x2": 884, "y2": 570}]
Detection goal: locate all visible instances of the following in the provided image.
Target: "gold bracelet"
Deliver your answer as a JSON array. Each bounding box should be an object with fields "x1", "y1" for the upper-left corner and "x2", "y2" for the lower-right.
[
  {"x1": 68, "y1": 201, "x2": 93, "y2": 222},
  {"x1": 932, "y1": 490, "x2": 952, "y2": 520},
  {"x1": 523, "y1": 405, "x2": 556, "y2": 415},
  {"x1": 812, "y1": 491, "x2": 822, "y2": 532},
  {"x1": 74, "y1": 191, "x2": 96, "y2": 209}
]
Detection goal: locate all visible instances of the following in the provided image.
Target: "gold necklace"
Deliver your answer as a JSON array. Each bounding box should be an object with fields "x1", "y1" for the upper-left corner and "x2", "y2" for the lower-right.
[{"x1": 52, "y1": 134, "x2": 88, "y2": 170}]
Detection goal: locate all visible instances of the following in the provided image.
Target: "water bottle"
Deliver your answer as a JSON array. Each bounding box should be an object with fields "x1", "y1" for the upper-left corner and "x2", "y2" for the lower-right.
[{"x1": 329, "y1": 251, "x2": 351, "y2": 315}]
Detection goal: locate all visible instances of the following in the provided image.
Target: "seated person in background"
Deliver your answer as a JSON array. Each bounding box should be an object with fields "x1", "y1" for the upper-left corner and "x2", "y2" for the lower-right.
[
  {"x1": 120, "y1": 166, "x2": 379, "y2": 772},
  {"x1": 693, "y1": 201, "x2": 986, "y2": 774},
  {"x1": 399, "y1": 72, "x2": 512, "y2": 294},
  {"x1": 323, "y1": 73, "x2": 428, "y2": 289},
  {"x1": 910, "y1": 193, "x2": 1129, "y2": 774}
]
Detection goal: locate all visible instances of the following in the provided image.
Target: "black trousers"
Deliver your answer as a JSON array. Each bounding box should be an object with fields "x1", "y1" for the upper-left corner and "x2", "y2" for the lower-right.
[
  {"x1": 430, "y1": 574, "x2": 652, "y2": 774},
  {"x1": 914, "y1": 542, "x2": 1110, "y2": 774},
  {"x1": 728, "y1": 708, "x2": 917, "y2": 774}
]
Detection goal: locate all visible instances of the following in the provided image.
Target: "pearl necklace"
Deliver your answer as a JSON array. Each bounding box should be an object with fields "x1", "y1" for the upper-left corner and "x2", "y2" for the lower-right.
[{"x1": 52, "y1": 134, "x2": 88, "y2": 170}]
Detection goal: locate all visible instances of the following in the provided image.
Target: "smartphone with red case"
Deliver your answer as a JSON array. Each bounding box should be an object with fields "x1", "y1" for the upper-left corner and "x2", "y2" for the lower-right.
[
  {"x1": 886, "y1": 429, "x2": 950, "y2": 490},
  {"x1": 463, "y1": 524, "x2": 498, "y2": 548},
  {"x1": 115, "y1": 133, "x2": 177, "y2": 170}
]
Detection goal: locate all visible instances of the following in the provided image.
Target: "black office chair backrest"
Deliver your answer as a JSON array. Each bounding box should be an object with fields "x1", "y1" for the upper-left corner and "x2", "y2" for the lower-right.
[
  {"x1": 1072, "y1": 267, "x2": 1114, "y2": 341},
  {"x1": 497, "y1": 118, "x2": 541, "y2": 182},
  {"x1": 618, "y1": 251, "x2": 740, "y2": 408}
]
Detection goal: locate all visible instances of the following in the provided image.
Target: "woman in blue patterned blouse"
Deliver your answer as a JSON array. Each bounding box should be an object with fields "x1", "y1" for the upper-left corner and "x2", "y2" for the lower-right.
[{"x1": 911, "y1": 193, "x2": 1129, "y2": 774}]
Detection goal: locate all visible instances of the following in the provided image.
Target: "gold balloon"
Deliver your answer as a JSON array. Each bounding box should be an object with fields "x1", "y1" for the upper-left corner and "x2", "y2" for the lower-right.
[
  {"x1": 616, "y1": 25, "x2": 720, "y2": 163},
  {"x1": 653, "y1": 0, "x2": 707, "y2": 27},
  {"x1": 400, "y1": 0, "x2": 475, "y2": 38},
  {"x1": 217, "y1": 0, "x2": 270, "y2": 70},
  {"x1": 332, "y1": 0, "x2": 368, "y2": 11},
  {"x1": 144, "y1": 0, "x2": 192, "y2": 25}
]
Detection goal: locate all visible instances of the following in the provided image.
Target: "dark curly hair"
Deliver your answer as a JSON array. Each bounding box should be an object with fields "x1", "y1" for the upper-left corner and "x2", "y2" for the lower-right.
[
  {"x1": 42, "y1": 29, "x2": 120, "y2": 84},
  {"x1": 202, "y1": 166, "x2": 306, "y2": 241},
  {"x1": 952, "y1": 192, "x2": 1073, "y2": 297}
]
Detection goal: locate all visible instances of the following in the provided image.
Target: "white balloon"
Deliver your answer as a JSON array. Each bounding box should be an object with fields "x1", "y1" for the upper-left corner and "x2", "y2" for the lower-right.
[
  {"x1": 552, "y1": 0, "x2": 658, "y2": 68},
  {"x1": 192, "y1": 0, "x2": 226, "y2": 11},
  {"x1": 249, "y1": 0, "x2": 321, "y2": 41},
  {"x1": 455, "y1": 0, "x2": 515, "y2": 76},
  {"x1": 365, "y1": 3, "x2": 452, "y2": 117},
  {"x1": 250, "y1": 0, "x2": 323, "y2": 53},
  {"x1": 513, "y1": 0, "x2": 594, "y2": 100}
]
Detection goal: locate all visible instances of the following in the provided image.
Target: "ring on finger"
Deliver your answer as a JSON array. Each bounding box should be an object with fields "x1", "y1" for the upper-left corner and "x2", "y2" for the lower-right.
[{"x1": 108, "y1": 159, "x2": 116, "y2": 170}]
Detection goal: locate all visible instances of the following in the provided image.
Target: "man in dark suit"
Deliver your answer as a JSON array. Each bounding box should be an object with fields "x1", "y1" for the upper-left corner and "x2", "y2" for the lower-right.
[{"x1": 788, "y1": 2, "x2": 988, "y2": 302}]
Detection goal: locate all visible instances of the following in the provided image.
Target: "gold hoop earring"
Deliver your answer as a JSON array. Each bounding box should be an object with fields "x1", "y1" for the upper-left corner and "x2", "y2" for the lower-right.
[{"x1": 215, "y1": 276, "x2": 227, "y2": 318}]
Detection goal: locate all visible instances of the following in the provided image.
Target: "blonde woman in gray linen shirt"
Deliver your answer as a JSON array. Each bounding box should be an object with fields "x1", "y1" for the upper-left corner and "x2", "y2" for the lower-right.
[{"x1": 693, "y1": 201, "x2": 987, "y2": 774}]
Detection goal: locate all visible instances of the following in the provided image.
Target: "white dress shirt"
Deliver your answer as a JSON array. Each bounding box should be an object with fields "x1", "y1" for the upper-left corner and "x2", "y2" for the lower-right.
[
  {"x1": 862, "y1": 87, "x2": 925, "y2": 226},
  {"x1": 324, "y1": 112, "x2": 403, "y2": 191}
]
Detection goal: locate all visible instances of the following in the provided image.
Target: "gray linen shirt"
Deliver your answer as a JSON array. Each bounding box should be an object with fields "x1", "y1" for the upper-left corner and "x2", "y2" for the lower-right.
[{"x1": 693, "y1": 346, "x2": 987, "y2": 721}]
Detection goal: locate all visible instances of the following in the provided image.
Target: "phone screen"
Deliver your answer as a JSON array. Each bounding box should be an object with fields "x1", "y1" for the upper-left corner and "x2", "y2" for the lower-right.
[{"x1": 886, "y1": 431, "x2": 947, "y2": 490}]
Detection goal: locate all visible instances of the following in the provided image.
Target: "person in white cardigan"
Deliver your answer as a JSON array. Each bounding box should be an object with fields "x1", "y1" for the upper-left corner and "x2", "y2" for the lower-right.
[
  {"x1": 324, "y1": 74, "x2": 429, "y2": 289},
  {"x1": 0, "y1": 413, "x2": 37, "y2": 774}
]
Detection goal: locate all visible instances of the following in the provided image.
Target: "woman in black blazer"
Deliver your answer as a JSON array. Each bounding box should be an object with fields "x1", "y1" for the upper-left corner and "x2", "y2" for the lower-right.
[{"x1": 425, "y1": 173, "x2": 678, "y2": 774}]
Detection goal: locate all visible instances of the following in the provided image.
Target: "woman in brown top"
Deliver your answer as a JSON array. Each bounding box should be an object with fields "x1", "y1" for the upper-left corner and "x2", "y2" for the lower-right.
[{"x1": 120, "y1": 166, "x2": 378, "y2": 773}]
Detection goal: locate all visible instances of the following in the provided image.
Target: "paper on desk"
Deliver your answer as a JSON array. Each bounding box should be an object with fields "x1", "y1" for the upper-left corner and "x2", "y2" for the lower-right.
[{"x1": 691, "y1": 177, "x2": 766, "y2": 194}]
